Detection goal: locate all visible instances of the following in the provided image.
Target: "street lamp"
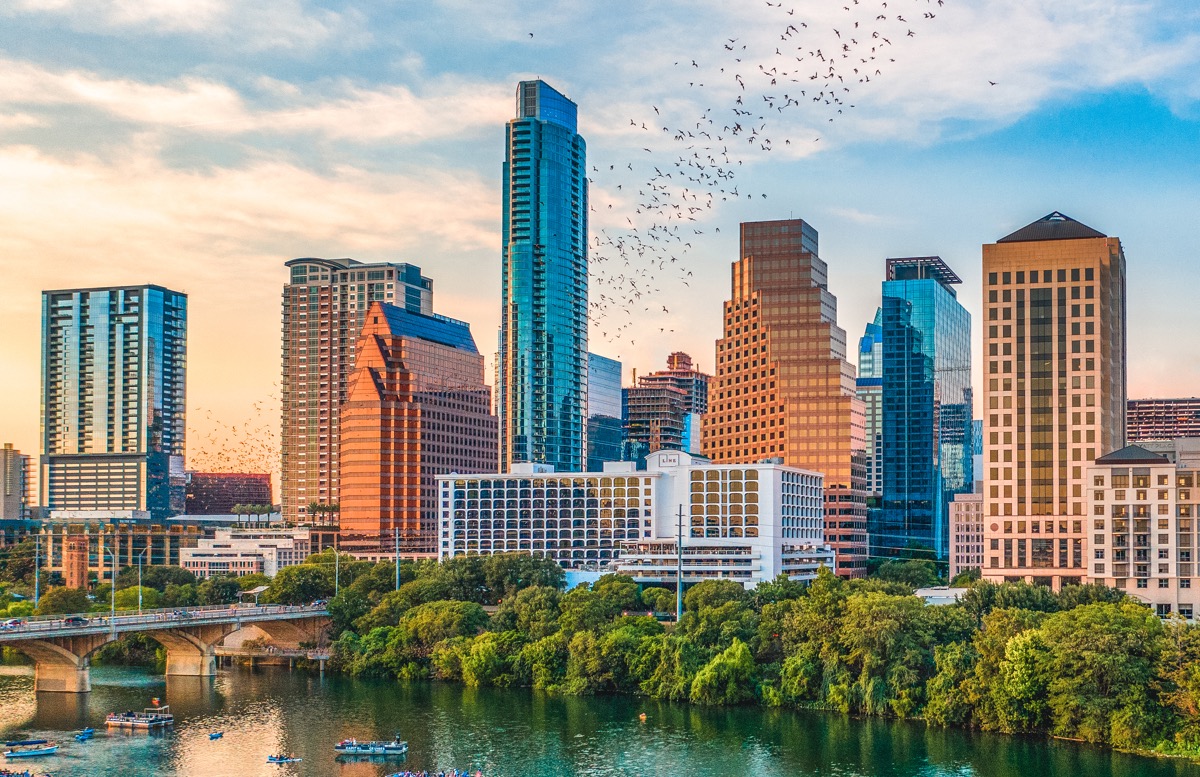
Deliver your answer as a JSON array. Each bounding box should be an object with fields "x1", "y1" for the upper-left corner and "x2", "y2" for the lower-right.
[
  {"x1": 103, "y1": 546, "x2": 117, "y2": 630},
  {"x1": 136, "y1": 548, "x2": 148, "y2": 614}
]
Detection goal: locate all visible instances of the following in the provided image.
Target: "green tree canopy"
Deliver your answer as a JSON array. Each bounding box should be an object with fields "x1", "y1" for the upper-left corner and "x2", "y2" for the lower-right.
[{"x1": 35, "y1": 586, "x2": 91, "y2": 615}]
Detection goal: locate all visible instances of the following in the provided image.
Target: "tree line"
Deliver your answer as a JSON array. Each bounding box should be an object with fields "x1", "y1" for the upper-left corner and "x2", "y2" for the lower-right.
[{"x1": 4, "y1": 547, "x2": 1200, "y2": 758}]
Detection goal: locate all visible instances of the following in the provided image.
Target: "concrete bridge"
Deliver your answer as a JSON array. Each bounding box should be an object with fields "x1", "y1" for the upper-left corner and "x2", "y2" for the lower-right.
[{"x1": 0, "y1": 603, "x2": 330, "y2": 693}]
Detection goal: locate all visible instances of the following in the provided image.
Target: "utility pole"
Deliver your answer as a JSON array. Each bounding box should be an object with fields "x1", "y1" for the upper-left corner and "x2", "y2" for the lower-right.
[
  {"x1": 676, "y1": 505, "x2": 684, "y2": 622},
  {"x1": 334, "y1": 548, "x2": 340, "y2": 597},
  {"x1": 394, "y1": 527, "x2": 400, "y2": 591},
  {"x1": 136, "y1": 548, "x2": 148, "y2": 614},
  {"x1": 33, "y1": 534, "x2": 40, "y2": 607}
]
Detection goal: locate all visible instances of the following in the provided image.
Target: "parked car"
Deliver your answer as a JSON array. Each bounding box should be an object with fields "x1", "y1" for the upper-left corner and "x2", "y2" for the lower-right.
[
  {"x1": 62, "y1": 616, "x2": 90, "y2": 626},
  {"x1": 1, "y1": 618, "x2": 25, "y2": 630}
]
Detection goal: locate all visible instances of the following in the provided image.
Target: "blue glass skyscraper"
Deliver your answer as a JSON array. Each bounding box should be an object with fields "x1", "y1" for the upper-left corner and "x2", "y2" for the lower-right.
[
  {"x1": 498, "y1": 80, "x2": 588, "y2": 472},
  {"x1": 876, "y1": 257, "x2": 973, "y2": 561},
  {"x1": 586, "y1": 353, "x2": 624, "y2": 470}
]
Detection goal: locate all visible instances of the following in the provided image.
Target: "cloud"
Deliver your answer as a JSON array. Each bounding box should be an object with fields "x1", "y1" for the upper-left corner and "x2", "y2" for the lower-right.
[
  {"x1": 5, "y1": 0, "x2": 367, "y2": 51},
  {"x1": 0, "y1": 59, "x2": 512, "y2": 144}
]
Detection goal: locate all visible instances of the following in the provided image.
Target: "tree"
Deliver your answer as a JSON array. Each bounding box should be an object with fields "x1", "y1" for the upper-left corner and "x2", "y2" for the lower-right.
[
  {"x1": 35, "y1": 586, "x2": 91, "y2": 615},
  {"x1": 874, "y1": 559, "x2": 940, "y2": 590},
  {"x1": 592, "y1": 574, "x2": 641, "y2": 613},
  {"x1": 640, "y1": 587, "x2": 675, "y2": 613},
  {"x1": 113, "y1": 586, "x2": 161, "y2": 610},
  {"x1": 197, "y1": 577, "x2": 242, "y2": 605},
  {"x1": 115, "y1": 565, "x2": 197, "y2": 592},
  {"x1": 683, "y1": 579, "x2": 749, "y2": 612},
  {"x1": 491, "y1": 585, "x2": 561, "y2": 639},
  {"x1": 482, "y1": 553, "x2": 565, "y2": 601},
  {"x1": 690, "y1": 638, "x2": 757, "y2": 705},
  {"x1": 266, "y1": 564, "x2": 334, "y2": 605},
  {"x1": 752, "y1": 574, "x2": 807, "y2": 609},
  {"x1": 0, "y1": 539, "x2": 38, "y2": 585}
]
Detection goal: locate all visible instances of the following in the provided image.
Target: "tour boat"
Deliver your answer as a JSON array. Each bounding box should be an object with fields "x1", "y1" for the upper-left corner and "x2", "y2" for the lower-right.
[
  {"x1": 74, "y1": 727, "x2": 95, "y2": 742},
  {"x1": 267, "y1": 755, "x2": 302, "y2": 763},
  {"x1": 2, "y1": 739, "x2": 60, "y2": 758},
  {"x1": 106, "y1": 704, "x2": 174, "y2": 729},
  {"x1": 334, "y1": 735, "x2": 408, "y2": 756}
]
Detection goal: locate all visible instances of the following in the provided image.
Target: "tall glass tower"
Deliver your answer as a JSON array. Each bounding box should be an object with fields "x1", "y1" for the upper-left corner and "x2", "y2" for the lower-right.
[
  {"x1": 498, "y1": 80, "x2": 588, "y2": 472},
  {"x1": 41, "y1": 285, "x2": 187, "y2": 521},
  {"x1": 877, "y1": 257, "x2": 973, "y2": 561}
]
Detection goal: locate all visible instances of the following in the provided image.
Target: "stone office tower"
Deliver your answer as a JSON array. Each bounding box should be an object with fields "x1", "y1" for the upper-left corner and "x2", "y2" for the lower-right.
[
  {"x1": 980, "y1": 212, "x2": 1127, "y2": 589},
  {"x1": 497, "y1": 80, "x2": 589, "y2": 473},
  {"x1": 702, "y1": 219, "x2": 868, "y2": 578}
]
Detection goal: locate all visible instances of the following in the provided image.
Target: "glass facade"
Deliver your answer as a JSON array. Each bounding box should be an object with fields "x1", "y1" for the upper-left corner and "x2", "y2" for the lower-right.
[
  {"x1": 856, "y1": 310, "x2": 884, "y2": 500},
  {"x1": 586, "y1": 353, "x2": 624, "y2": 471},
  {"x1": 41, "y1": 285, "x2": 187, "y2": 521},
  {"x1": 702, "y1": 219, "x2": 869, "y2": 578},
  {"x1": 877, "y1": 258, "x2": 973, "y2": 561},
  {"x1": 498, "y1": 80, "x2": 589, "y2": 473}
]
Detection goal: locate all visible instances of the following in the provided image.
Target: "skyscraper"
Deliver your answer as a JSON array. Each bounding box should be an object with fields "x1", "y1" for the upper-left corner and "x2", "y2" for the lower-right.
[
  {"x1": 856, "y1": 311, "x2": 884, "y2": 501},
  {"x1": 498, "y1": 80, "x2": 588, "y2": 472},
  {"x1": 41, "y1": 285, "x2": 187, "y2": 521},
  {"x1": 339, "y1": 301, "x2": 497, "y2": 553},
  {"x1": 702, "y1": 219, "x2": 868, "y2": 578},
  {"x1": 877, "y1": 256, "x2": 973, "y2": 561},
  {"x1": 586, "y1": 353, "x2": 624, "y2": 471},
  {"x1": 981, "y1": 212, "x2": 1127, "y2": 588},
  {"x1": 280, "y1": 258, "x2": 432, "y2": 524},
  {"x1": 624, "y1": 352, "x2": 711, "y2": 461},
  {"x1": 1, "y1": 443, "x2": 32, "y2": 544}
]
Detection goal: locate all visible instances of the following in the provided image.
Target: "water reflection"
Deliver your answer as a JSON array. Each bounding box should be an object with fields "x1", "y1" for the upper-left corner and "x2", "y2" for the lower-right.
[{"x1": 0, "y1": 666, "x2": 1198, "y2": 777}]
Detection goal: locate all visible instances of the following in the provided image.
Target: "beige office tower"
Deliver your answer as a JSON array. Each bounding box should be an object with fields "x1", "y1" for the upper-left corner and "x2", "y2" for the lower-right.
[
  {"x1": 981, "y1": 212, "x2": 1127, "y2": 588},
  {"x1": 703, "y1": 219, "x2": 868, "y2": 578}
]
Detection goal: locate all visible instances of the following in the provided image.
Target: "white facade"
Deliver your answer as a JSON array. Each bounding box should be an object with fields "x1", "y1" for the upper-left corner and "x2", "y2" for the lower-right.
[
  {"x1": 179, "y1": 527, "x2": 312, "y2": 579},
  {"x1": 1087, "y1": 439, "x2": 1200, "y2": 619},
  {"x1": 949, "y1": 491, "x2": 984, "y2": 579},
  {"x1": 438, "y1": 451, "x2": 832, "y2": 587}
]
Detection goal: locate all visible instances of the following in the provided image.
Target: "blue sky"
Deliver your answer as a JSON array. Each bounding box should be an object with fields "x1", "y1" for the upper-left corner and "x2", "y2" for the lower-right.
[{"x1": 1, "y1": 0, "x2": 1198, "y2": 475}]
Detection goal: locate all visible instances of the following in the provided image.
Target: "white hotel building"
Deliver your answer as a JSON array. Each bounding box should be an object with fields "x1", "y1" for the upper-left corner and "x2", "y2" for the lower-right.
[
  {"x1": 179, "y1": 527, "x2": 313, "y2": 579},
  {"x1": 437, "y1": 450, "x2": 833, "y2": 588}
]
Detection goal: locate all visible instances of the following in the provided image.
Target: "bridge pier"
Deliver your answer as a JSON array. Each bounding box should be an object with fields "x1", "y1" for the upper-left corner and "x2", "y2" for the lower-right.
[
  {"x1": 11, "y1": 634, "x2": 113, "y2": 693},
  {"x1": 154, "y1": 624, "x2": 235, "y2": 678},
  {"x1": 35, "y1": 657, "x2": 91, "y2": 693}
]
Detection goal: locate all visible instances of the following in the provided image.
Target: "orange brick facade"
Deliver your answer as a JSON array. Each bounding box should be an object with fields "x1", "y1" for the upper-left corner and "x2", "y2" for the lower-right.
[
  {"x1": 703, "y1": 219, "x2": 868, "y2": 577},
  {"x1": 339, "y1": 302, "x2": 497, "y2": 553}
]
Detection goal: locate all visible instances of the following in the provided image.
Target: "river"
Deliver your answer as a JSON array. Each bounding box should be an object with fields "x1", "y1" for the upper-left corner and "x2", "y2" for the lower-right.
[{"x1": 1, "y1": 664, "x2": 1197, "y2": 777}]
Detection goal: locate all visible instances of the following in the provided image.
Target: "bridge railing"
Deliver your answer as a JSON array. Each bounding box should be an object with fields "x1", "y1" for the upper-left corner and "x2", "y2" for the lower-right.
[{"x1": 0, "y1": 603, "x2": 328, "y2": 638}]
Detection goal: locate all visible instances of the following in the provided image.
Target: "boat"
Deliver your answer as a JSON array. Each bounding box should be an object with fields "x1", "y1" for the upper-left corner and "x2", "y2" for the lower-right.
[
  {"x1": 75, "y1": 727, "x2": 95, "y2": 742},
  {"x1": 209, "y1": 732, "x2": 224, "y2": 740},
  {"x1": 267, "y1": 755, "x2": 301, "y2": 763},
  {"x1": 334, "y1": 735, "x2": 408, "y2": 756},
  {"x1": 2, "y1": 739, "x2": 60, "y2": 758},
  {"x1": 106, "y1": 704, "x2": 174, "y2": 729}
]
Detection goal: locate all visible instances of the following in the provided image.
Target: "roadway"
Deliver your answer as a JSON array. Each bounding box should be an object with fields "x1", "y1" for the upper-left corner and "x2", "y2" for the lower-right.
[{"x1": 0, "y1": 602, "x2": 329, "y2": 642}]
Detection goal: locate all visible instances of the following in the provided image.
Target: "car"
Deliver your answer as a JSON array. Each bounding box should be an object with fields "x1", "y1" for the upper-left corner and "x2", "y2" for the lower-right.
[
  {"x1": 62, "y1": 616, "x2": 90, "y2": 626},
  {"x1": 1, "y1": 618, "x2": 25, "y2": 630},
  {"x1": 310, "y1": 599, "x2": 328, "y2": 607}
]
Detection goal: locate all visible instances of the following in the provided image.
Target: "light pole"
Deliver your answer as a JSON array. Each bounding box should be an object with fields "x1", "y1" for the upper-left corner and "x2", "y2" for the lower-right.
[
  {"x1": 334, "y1": 548, "x2": 340, "y2": 597},
  {"x1": 676, "y1": 505, "x2": 684, "y2": 622},
  {"x1": 136, "y1": 548, "x2": 148, "y2": 614},
  {"x1": 103, "y1": 546, "x2": 117, "y2": 630},
  {"x1": 33, "y1": 534, "x2": 40, "y2": 608}
]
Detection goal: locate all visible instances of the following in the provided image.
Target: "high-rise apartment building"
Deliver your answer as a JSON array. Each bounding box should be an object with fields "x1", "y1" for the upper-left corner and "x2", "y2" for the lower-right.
[
  {"x1": 41, "y1": 286, "x2": 187, "y2": 521},
  {"x1": 586, "y1": 353, "x2": 624, "y2": 471},
  {"x1": 1, "y1": 443, "x2": 31, "y2": 521},
  {"x1": 949, "y1": 490, "x2": 984, "y2": 579},
  {"x1": 981, "y1": 212, "x2": 1127, "y2": 588},
  {"x1": 877, "y1": 257, "x2": 973, "y2": 560},
  {"x1": 856, "y1": 312, "x2": 884, "y2": 500},
  {"x1": 339, "y1": 301, "x2": 497, "y2": 553},
  {"x1": 624, "y1": 352, "x2": 711, "y2": 461},
  {"x1": 1087, "y1": 440, "x2": 1200, "y2": 618},
  {"x1": 280, "y1": 258, "x2": 432, "y2": 524},
  {"x1": 497, "y1": 80, "x2": 589, "y2": 472},
  {"x1": 1127, "y1": 398, "x2": 1200, "y2": 442},
  {"x1": 702, "y1": 219, "x2": 868, "y2": 578}
]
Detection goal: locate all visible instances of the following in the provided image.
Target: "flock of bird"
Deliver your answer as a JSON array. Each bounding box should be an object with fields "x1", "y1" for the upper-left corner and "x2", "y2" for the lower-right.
[
  {"x1": 585, "y1": 0, "x2": 951, "y2": 352},
  {"x1": 187, "y1": 395, "x2": 280, "y2": 480}
]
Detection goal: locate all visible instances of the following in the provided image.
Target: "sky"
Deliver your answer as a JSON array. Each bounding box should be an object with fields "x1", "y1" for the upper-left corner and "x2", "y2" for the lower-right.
[{"x1": 1, "y1": 0, "x2": 1198, "y2": 486}]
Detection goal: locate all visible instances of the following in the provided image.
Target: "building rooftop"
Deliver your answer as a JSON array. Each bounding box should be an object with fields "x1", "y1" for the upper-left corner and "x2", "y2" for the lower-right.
[
  {"x1": 996, "y1": 211, "x2": 1107, "y2": 243},
  {"x1": 376, "y1": 302, "x2": 478, "y2": 353},
  {"x1": 885, "y1": 256, "x2": 962, "y2": 285},
  {"x1": 1094, "y1": 445, "x2": 1172, "y2": 465}
]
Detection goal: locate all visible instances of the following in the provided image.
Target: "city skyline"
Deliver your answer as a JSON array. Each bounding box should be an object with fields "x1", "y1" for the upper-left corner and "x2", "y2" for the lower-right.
[{"x1": 1, "y1": 1, "x2": 1198, "y2": 479}]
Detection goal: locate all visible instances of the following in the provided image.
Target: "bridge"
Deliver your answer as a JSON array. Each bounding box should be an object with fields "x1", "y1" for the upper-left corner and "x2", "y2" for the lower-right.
[{"x1": 0, "y1": 603, "x2": 330, "y2": 693}]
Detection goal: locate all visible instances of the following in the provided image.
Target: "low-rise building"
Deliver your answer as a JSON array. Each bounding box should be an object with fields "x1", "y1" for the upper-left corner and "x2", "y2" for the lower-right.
[
  {"x1": 950, "y1": 490, "x2": 984, "y2": 579},
  {"x1": 39, "y1": 523, "x2": 204, "y2": 587},
  {"x1": 179, "y1": 528, "x2": 313, "y2": 579},
  {"x1": 1088, "y1": 439, "x2": 1200, "y2": 619},
  {"x1": 438, "y1": 450, "x2": 832, "y2": 587}
]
